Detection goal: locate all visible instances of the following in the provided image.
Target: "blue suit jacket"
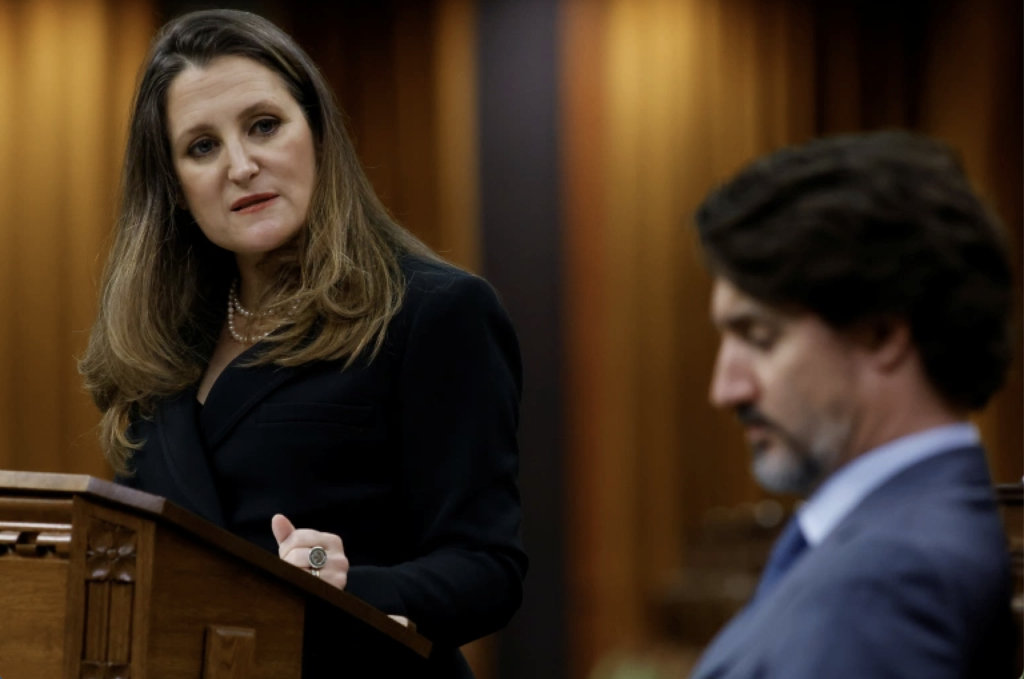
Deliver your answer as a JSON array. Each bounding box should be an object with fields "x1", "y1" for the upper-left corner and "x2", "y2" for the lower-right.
[{"x1": 690, "y1": 445, "x2": 1015, "y2": 679}]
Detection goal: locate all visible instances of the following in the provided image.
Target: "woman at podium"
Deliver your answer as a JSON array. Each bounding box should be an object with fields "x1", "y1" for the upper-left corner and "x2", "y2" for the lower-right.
[{"x1": 79, "y1": 9, "x2": 526, "y2": 677}]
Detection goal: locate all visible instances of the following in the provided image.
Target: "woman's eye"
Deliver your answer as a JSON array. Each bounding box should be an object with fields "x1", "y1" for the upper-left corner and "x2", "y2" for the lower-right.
[
  {"x1": 252, "y1": 118, "x2": 279, "y2": 136},
  {"x1": 188, "y1": 139, "x2": 216, "y2": 157}
]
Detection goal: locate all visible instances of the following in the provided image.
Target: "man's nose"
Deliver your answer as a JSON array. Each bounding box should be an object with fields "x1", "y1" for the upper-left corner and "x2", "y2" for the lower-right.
[{"x1": 709, "y1": 341, "x2": 757, "y2": 409}]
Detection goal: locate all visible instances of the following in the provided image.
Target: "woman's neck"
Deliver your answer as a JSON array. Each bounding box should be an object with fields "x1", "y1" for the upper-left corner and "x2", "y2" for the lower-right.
[{"x1": 235, "y1": 254, "x2": 269, "y2": 311}]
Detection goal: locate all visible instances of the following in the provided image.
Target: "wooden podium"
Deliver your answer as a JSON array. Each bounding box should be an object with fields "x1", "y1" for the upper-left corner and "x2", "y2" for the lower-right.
[{"x1": 0, "y1": 471, "x2": 431, "y2": 679}]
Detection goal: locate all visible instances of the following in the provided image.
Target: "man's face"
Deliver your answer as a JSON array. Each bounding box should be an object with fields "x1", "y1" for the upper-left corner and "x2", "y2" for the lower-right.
[{"x1": 708, "y1": 278, "x2": 864, "y2": 495}]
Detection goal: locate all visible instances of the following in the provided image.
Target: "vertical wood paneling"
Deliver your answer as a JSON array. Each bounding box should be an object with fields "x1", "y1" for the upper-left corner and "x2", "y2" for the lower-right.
[
  {"x1": 393, "y1": 1, "x2": 440, "y2": 248},
  {"x1": 633, "y1": 0, "x2": 683, "y2": 593},
  {"x1": 918, "y1": 0, "x2": 1024, "y2": 483},
  {"x1": 601, "y1": 0, "x2": 646, "y2": 651},
  {"x1": 671, "y1": 0, "x2": 749, "y2": 540},
  {"x1": 561, "y1": 0, "x2": 610, "y2": 675},
  {"x1": 291, "y1": 0, "x2": 469, "y2": 261},
  {"x1": 0, "y1": 0, "x2": 155, "y2": 476},
  {"x1": 0, "y1": 1, "x2": 15, "y2": 466},
  {"x1": 18, "y1": 0, "x2": 66, "y2": 472},
  {"x1": 434, "y1": 0, "x2": 481, "y2": 272},
  {"x1": 815, "y1": 1, "x2": 862, "y2": 132},
  {"x1": 64, "y1": 0, "x2": 111, "y2": 474}
]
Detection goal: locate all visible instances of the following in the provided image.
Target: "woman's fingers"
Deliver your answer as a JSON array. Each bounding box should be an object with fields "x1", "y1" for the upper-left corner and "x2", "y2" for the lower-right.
[
  {"x1": 271, "y1": 513, "x2": 295, "y2": 545},
  {"x1": 280, "y1": 545, "x2": 350, "y2": 572},
  {"x1": 275, "y1": 526, "x2": 344, "y2": 559},
  {"x1": 270, "y1": 516, "x2": 349, "y2": 590},
  {"x1": 281, "y1": 548, "x2": 349, "y2": 587}
]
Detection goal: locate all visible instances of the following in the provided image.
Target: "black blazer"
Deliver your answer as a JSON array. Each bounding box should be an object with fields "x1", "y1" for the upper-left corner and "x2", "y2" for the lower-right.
[{"x1": 119, "y1": 256, "x2": 527, "y2": 677}]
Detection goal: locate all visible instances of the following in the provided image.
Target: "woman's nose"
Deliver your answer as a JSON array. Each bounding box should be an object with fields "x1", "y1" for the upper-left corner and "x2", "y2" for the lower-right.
[{"x1": 226, "y1": 143, "x2": 259, "y2": 184}]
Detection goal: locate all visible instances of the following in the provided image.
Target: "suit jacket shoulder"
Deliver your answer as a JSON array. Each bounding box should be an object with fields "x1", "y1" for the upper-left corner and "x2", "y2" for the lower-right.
[{"x1": 691, "y1": 447, "x2": 1015, "y2": 679}]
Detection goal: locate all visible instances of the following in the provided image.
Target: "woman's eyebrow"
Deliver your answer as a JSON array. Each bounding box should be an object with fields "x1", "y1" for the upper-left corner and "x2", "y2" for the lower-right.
[{"x1": 174, "y1": 99, "x2": 280, "y2": 145}]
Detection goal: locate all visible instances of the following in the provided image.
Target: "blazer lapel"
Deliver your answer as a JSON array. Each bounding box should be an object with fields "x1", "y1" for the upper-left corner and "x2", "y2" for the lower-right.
[
  {"x1": 155, "y1": 389, "x2": 226, "y2": 528},
  {"x1": 198, "y1": 347, "x2": 314, "y2": 450}
]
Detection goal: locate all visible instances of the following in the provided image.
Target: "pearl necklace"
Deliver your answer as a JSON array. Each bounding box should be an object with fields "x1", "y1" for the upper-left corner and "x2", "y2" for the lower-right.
[{"x1": 226, "y1": 280, "x2": 297, "y2": 345}]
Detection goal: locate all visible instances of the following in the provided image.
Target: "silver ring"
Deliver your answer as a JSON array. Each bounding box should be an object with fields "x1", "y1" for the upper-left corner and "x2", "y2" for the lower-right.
[
  {"x1": 311, "y1": 568, "x2": 320, "y2": 578},
  {"x1": 308, "y1": 545, "x2": 328, "y2": 570}
]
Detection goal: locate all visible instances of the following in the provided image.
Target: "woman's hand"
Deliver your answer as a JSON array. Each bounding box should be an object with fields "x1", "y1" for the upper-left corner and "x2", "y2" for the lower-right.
[{"x1": 271, "y1": 514, "x2": 349, "y2": 590}]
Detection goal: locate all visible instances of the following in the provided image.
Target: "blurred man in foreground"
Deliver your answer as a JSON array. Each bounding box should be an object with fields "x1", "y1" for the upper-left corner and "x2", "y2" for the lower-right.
[{"x1": 690, "y1": 131, "x2": 1016, "y2": 679}]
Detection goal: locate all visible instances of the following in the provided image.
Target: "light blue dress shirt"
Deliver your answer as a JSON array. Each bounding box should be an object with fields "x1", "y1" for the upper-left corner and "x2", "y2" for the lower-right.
[{"x1": 797, "y1": 422, "x2": 981, "y2": 546}]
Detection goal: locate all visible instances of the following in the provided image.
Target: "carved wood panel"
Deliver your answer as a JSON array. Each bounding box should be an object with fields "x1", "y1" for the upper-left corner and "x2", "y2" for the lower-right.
[{"x1": 79, "y1": 517, "x2": 137, "y2": 678}]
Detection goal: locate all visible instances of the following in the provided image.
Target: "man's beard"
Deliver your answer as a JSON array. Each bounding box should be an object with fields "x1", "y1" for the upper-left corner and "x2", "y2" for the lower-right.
[{"x1": 736, "y1": 404, "x2": 844, "y2": 496}]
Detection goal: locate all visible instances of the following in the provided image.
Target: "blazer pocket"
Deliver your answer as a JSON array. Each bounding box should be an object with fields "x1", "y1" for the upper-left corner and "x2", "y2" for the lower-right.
[{"x1": 257, "y1": 402, "x2": 376, "y2": 428}]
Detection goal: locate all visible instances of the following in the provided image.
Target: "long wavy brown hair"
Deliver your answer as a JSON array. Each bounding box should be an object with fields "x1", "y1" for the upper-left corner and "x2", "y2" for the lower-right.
[{"x1": 80, "y1": 9, "x2": 439, "y2": 474}]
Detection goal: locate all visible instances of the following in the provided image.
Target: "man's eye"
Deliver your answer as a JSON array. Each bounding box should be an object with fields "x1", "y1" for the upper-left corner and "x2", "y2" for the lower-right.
[
  {"x1": 188, "y1": 139, "x2": 216, "y2": 157},
  {"x1": 747, "y1": 328, "x2": 778, "y2": 349},
  {"x1": 252, "y1": 118, "x2": 279, "y2": 136}
]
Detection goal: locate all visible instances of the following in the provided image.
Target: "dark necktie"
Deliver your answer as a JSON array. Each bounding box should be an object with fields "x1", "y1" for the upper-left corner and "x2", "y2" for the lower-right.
[{"x1": 754, "y1": 516, "x2": 808, "y2": 601}]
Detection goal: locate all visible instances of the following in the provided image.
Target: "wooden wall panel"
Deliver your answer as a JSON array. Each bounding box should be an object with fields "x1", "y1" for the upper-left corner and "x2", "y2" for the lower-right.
[
  {"x1": 0, "y1": 0, "x2": 155, "y2": 476},
  {"x1": 64, "y1": 0, "x2": 113, "y2": 473},
  {"x1": 18, "y1": 0, "x2": 67, "y2": 473},
  {"x1": 287, "y1": 0, "x2": 478, "y2": 272},
  {"x1": 0, "y1": 1, "x2": 14, "y2": 467},
  {"x1": 917, "y1": 0, "x2": 1023, "y2": 483},
  {"x1": 561, "y1": 1, "x2": 610, "y2": 676},
  {"x1": 433, "y1": 0, "x2": 481, "y2": 272}
]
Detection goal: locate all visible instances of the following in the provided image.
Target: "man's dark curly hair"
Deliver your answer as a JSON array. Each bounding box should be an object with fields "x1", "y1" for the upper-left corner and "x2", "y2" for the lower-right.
[{"x1": 695, "y1": 131, "x2": 1014, "y2": 411}]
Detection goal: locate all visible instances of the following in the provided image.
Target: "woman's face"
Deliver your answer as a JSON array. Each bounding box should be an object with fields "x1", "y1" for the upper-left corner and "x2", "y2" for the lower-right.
[{"x1": 165, "y1": 55, "x2": 316, "y2": 266}]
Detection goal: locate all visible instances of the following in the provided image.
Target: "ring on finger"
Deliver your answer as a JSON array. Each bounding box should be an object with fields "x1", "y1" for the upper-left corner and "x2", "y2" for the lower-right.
[{"x1": 308, "y1": 545, "x2": 328, "y2": 574}]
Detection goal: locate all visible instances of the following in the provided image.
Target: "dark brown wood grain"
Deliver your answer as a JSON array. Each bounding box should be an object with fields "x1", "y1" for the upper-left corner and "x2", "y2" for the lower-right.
[
  {"x1": 0, "y1": 559, "x2": 69, "y2": 677},
  {"x1": 0, "y1": 472, "x2": 433, "y2": 678},
  {"x1": 0, "y1": 470, "x2": 431, "y2": 659},
  {"x1": 204, "y1": 626, "x2": 257, "y2": 679}
]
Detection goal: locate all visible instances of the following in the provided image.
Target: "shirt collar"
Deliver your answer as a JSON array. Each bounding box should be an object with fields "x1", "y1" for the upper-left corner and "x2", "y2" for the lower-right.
[{"x1": 797, "y1": 422, "x2": 980, "y2": 546}]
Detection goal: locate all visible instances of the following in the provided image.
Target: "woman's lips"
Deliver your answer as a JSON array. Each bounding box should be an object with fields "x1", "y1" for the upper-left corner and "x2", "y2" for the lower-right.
[{"x1": 231, "y1": 194, "x2": 278, "y2": 213}]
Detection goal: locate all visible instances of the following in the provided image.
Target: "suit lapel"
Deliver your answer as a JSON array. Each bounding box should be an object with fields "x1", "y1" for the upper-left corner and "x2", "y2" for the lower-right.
[
  {"x1": 155, "y1": 389, "x2": 226, "y2": 527},
  {"x1": 198, "y1": 345, "x2": 314, "y2": 450}
]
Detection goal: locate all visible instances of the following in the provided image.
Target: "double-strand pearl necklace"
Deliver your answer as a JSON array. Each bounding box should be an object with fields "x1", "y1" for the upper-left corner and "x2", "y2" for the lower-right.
[{"x1": 226, "y1": 280, "x2": 297, "y2": 345}]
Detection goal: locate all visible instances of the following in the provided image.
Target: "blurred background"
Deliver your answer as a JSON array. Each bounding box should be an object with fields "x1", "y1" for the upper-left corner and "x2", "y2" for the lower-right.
[{"x1": 0, "y1": 0, "x2": 1019, "y2": 677}]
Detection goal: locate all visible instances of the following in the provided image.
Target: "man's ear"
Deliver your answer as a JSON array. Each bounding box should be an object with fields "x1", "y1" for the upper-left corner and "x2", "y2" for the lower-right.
[{"x1": 858, "y1": 318, "x2": 913, "y2": 373}]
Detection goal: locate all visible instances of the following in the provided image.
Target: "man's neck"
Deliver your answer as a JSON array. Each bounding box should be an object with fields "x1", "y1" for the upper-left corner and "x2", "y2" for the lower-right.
[{"x1": 845, "y1": 388, "x2": 965, "y2": 465}]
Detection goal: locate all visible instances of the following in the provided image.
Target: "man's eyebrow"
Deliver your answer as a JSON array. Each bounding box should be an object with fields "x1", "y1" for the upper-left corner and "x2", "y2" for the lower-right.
[
  {"x1": 173, "y1": 99, "x2": 279, "y2": 146},
  {"x1": 714, "y1": 307, "x2": 782, "y2": 333},
  {"x1": 714, "y1": 311, "x2": 754, "y2": 331}
]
